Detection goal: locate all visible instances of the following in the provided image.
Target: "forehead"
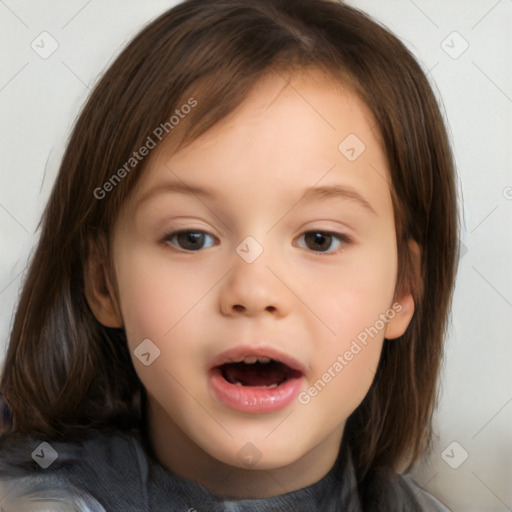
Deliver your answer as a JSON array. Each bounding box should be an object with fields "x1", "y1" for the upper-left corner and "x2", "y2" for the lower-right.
[
  {"x1": 163, "y1": 68, "x2": 381, "y2": 162},
  {"x1": 126, "y1": 68, "x2": 392, "y2": 217}
]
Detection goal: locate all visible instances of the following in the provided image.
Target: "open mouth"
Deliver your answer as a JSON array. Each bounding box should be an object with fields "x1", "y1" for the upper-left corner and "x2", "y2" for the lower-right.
[
  {"x1": 217, "y1": 357, "x2": 303, "y2": 388},
  {"x1": 208, "y1": 346, "x2": 305, "y2": 413}
]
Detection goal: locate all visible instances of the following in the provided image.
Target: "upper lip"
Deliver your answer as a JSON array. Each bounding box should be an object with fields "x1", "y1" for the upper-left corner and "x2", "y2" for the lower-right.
[{"x1": 209, "y1": 344, "x2": 306, "y2": 375}]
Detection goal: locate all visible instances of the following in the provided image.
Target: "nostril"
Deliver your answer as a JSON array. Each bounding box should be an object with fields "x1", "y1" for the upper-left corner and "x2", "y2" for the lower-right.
[{"x1": 230, "y1": 304, "x2": 277, "y2": 313}]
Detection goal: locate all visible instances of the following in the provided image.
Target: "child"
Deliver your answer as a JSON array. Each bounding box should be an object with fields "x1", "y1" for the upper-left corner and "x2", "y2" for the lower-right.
[{"x1": 0, "y1": 0, "x2": 457, "y2": 510}]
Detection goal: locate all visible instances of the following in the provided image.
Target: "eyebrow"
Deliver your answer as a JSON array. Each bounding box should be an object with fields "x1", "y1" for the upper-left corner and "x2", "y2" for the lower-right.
[
  {"x1": 300, "y1": 184, "x2": 377, "y2": 215},
  {"x1": 137, "y1": 181, "x2": 377, "y2": 216},
  {"x1": 136, "y1": 182, "x2": 215, "y2": 209}
]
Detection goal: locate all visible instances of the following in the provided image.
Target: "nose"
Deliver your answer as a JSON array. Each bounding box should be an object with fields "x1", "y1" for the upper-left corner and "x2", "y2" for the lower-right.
[{"x1": 218, "y1": 244, "x2": 291, "y2": 318}]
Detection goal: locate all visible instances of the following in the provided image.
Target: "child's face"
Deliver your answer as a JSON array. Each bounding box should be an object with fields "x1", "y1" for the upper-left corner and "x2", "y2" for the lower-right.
[{"x1": 103, "y1": 69, "x2": 414, "y2": 487}]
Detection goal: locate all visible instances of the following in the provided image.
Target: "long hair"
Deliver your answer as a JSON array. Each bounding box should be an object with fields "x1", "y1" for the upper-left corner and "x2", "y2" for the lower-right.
[{"x1": 0, "y1": 0, "x2": 458, "y2": 482}]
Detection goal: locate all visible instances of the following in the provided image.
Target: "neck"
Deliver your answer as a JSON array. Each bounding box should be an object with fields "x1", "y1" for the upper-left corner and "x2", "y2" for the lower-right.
[{"x1": 145, "y1": 396, "x2": 344, "y2": 499}]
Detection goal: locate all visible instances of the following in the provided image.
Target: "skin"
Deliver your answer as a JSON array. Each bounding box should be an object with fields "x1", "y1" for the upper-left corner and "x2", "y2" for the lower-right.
[{"x1": 86, "y1": 68, "x2": 415, "y2": 499}]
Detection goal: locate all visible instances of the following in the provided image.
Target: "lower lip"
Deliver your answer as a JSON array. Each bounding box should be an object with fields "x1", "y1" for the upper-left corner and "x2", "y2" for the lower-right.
[{"x1": 208, "y1": 369, "x2": 303, "y2": 414}]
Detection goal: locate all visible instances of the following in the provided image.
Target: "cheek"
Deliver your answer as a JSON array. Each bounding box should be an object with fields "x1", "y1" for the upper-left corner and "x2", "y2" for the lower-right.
[
  {"x1": 302, "y1": 233, "x2": 398, "y2": 339},
  {"x1": 113, "y1": 246, "x2": 211, "y2": 403},
  {"x1": 114, "y1": 245, "x2": 217, "y2": 345},
  {"x1": 297, "y1": 316, "x2": 384, "y2": 437},
  {"x1": 299, "y1": 229, "x2": 397, "y2": 398},
  {"x1": 113, "y1": 244, "x2": 226, "y2": 398},
  {"x1": 311, "y1": 339, "x2": 383, "y2": 424}
]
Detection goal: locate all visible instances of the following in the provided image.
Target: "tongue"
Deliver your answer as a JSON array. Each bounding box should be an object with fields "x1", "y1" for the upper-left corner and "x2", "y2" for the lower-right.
[{"x1": 221, "y1": 361, "x2": 290, "y2": 387}]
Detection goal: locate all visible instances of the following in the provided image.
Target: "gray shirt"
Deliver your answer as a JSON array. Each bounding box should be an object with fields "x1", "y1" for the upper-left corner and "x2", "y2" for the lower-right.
[{"x1": 0, "y1": 430, "x2": 451, "y2": 511}]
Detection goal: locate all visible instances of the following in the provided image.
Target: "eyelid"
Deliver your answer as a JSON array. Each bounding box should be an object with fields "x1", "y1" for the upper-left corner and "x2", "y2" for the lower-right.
[{"x1": 154, "y1": 214, "x2": 226, "y2": 239}]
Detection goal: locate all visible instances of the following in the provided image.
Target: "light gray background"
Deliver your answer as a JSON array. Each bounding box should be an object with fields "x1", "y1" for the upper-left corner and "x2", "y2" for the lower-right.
[{"x1": 0, "y1": 1, "x2": 511, "y2": 511}]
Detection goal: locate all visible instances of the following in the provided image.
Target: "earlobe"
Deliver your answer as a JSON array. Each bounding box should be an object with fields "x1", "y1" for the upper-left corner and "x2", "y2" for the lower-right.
[
  {"x1": 385, "y1": 240, "x2": 421, "y2": 340},
  {"x1": 84, "y1": 242, "x2": 123, "y2": 328},
  {"x1": 384, "y1": 293, "x2": 415, "y2": 339}
]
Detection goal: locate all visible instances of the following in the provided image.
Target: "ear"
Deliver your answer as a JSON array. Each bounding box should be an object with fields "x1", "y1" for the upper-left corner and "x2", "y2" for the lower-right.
[
  {"x1": 384, "y1": 240, "x2": 421, "y2": 340},
  {"x1": 84, "y1": 239, "x2": 123, "y2": 328}
]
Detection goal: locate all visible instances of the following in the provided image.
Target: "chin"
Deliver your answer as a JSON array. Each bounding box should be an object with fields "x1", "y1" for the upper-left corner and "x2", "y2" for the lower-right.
[{"x1": 202, "y1": 433, "x2": 310, "y2": 471}]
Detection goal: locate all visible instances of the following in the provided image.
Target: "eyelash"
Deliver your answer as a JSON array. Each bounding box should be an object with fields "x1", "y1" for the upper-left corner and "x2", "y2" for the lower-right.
[{"x1": 163, "y1": 230, "x2": 352, "y2": 254}]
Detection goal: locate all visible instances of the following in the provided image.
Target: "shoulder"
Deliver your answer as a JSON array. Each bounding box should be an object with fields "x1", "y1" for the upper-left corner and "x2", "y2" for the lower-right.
[
  {"x1": 0, "y1": 429, "x2": 149, "y2": 512},
  {"x1": 0, "y1": 476, "x2": 107, "y2": 512},
  {"x1": 360, "y1": 466, "x2": 452, "y2": 512},
  {"x1": 402, "y1": 474, "x2": 453, "y2": 512}
]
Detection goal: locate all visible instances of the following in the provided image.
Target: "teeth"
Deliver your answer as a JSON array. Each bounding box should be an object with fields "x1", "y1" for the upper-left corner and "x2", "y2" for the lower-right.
[
  {"x1": 230, "y1": 380, "x2": 280, "y2": 388},
  {"x1": 231, "y1": 356, "x2": 274, "y2": 364},
  {"x1": 239, "y1": 356, "x2": 272, "y2": 364}
]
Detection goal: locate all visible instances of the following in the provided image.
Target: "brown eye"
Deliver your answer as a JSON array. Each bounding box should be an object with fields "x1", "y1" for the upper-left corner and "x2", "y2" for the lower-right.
[
  {"x1": 166, "y1": 230, "x2": 216, "y2": 251},
  {"x1": 297, "y1": 231, "x2": 348, "y2": 253}
]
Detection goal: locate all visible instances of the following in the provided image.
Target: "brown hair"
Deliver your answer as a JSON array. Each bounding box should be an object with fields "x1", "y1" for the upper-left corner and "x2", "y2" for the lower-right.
[{"x1": 0, "y1": 0, "x2": 457, "y2": 482}]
